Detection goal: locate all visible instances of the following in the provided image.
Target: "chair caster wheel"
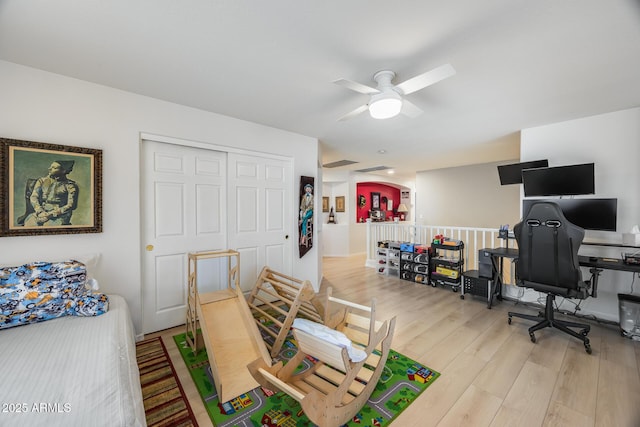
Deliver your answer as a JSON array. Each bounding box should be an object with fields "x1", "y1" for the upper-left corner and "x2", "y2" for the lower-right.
[
  {"x1": 529, "y1": 333, "x2": 536, "y2": 343},
  {"x1": 580, "y1": 329, "x2": 589, "y2": 337},
  {"x1": 460, "y1": 295, "x2": 464, "y2": 300},
  {"x1": 585, "y1": 343, "x2": 592, "y2": 354},
  {"x1": 508, "y1": 317, "x2": 512, "y2": 325}
]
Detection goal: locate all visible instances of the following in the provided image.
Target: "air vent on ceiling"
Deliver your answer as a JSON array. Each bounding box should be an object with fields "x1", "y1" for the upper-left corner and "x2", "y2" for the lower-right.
[
  {"x1": 354, "y1": 165, "x2": 392, "y2": 173},
  {"x1": 323, "y1": 159, "x2": 359, "y2": 168}
]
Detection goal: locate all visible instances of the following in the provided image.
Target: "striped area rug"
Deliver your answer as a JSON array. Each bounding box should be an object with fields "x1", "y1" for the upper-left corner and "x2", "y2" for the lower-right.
[{"x1": 136, "y1": 337, "x2": 199, "y2": 427}]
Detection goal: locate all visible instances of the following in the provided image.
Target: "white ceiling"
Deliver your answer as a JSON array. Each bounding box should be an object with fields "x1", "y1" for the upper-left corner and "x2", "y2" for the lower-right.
[{"x1": 1, "y1": 1, "x2": 639, "y2": 180}]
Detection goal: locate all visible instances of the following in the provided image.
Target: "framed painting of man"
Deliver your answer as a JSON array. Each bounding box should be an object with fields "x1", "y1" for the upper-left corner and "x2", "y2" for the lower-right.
[
  {"x1": 0, "y1": 137, "x2": 103, "y2": 236},
  {"x1": 298, "y1": 176, "x2": 314, "y2": 258}
]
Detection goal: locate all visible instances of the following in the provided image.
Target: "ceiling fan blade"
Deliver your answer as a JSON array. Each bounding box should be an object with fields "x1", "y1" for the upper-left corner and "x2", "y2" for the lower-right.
[
  {"x1": 400, "y1": 99, "x2": 423, "y2": 118},
  {"x1": 338, "y1": 104, "x2": 369, "y2": 121},
  {"x1": 395, "y1": 63, "x2": 456, "y2": 95},
  {"x1": 333, "y1": 78, "x2": 380, "y2": 95}
]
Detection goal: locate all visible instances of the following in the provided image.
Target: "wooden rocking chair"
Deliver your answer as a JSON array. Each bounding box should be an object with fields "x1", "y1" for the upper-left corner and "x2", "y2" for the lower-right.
[{"x1": 248, "y1": 292, "x2": 396, "y2": 427}]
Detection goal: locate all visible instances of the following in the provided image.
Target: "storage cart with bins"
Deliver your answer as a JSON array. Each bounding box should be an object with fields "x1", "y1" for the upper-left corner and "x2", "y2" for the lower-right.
[{"x1": 429, "y1": 240, "x2": 464, "y2": 291}]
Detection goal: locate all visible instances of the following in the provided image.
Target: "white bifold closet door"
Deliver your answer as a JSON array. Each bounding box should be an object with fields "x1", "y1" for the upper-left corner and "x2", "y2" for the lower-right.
[{"x1": 141, "y1": 140, "x2": 292, "y2": 334}]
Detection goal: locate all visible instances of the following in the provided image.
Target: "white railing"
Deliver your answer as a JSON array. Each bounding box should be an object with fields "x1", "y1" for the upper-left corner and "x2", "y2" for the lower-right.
[{"x1": 365, "y1": 221, "x2": 515, "y2": 278}]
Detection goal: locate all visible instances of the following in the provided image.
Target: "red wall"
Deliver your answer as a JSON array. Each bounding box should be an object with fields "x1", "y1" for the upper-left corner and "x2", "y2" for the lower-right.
[{"x1": 356, "y1": 183, "x2": 401, "y2": 222}]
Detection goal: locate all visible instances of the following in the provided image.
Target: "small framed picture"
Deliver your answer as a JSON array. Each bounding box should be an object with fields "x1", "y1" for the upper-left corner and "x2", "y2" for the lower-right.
[
  {"x1": 371, "y1": 192, "x2": 380, "y2": 210},
  {"x1": 322, "y1": 196, "x2": 329, "y2": 212},
  {"x1": 335, "y1": 196, "x2": 345, "y2": 212},
  {"x1": 1, "y1": 137, "x2": 102, "y2": 236}
]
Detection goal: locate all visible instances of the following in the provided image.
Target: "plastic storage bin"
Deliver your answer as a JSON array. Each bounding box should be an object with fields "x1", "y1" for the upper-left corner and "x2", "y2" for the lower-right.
[
  {"x1": 400, "y1": 243, "x2": 414, "y2": 252},
  {"x1": 618, "y1": 293, "x2": 640, "y2": 341}
]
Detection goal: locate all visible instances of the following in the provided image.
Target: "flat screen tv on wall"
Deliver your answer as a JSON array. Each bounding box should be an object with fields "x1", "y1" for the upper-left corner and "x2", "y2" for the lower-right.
[
  {"x1": 522, "y1": 163, "x2": 595, "y2": 197},
  {"x1": 522, "y1": 198, "x2": 617, "y2": 232},
  {"x1": 497, "y1": 159, "x2": 549, "y2": 185}
]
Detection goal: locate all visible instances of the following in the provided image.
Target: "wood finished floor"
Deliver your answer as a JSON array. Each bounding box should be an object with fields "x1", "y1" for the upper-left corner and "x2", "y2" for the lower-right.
[{"x1": 149, "y1": 254, "x2": 640, "y2": 427}]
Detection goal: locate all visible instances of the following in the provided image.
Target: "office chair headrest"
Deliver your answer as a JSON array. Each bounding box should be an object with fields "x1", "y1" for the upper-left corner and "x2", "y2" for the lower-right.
[
  {"x1": 520, "y1": 201, "x2": 585, "y2": 243},
  {"x1": 526, "y1": 201, "x2": 565, "y2": 222}
]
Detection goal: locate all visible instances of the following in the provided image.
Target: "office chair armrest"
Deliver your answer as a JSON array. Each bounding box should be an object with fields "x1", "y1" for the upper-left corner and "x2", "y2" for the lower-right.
[{"x1": 588, "y1": 267, "x2": 602, "y2": 298}]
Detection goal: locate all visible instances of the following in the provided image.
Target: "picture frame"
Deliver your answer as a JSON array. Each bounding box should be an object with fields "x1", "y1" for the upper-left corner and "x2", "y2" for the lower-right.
[
  {"x1": 298, "y1": 175, "x2": 314, "y2": 258},
  {"x1": 371, "y1": 192, "x2": 380, "y2": 210},
  {"x1": 335, "y1": 196, "x2": 345, "y2": 212},
  {"x1": 0, "y1": 137, "x2": 103, "y2": 236},
  {"x1": 322, "y1": 196, "x2": 329, "y2": 212}
]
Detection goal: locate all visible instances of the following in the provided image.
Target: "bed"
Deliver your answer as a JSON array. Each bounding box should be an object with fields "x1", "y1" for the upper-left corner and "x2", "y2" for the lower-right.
[{"x1": 0, "y1": 261, "x2": 145, "y2": 427}]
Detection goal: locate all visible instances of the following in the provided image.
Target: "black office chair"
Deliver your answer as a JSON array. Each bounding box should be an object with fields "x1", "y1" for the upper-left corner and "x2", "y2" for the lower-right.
[{"x1": 508, "y1": 201, "x2": 600, "y2": 354}]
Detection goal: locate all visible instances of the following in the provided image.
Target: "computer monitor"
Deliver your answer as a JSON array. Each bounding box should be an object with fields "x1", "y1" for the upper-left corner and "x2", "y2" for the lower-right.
[
  {"x1": 522, "y1": 198, "x2": 617, "y2": 232},
  {"x1": 497, "y1": 159, "x2": 549, "y2": 185},
  {"x1": 522, "y1": 163, "x2": 595, "y2": 197}
]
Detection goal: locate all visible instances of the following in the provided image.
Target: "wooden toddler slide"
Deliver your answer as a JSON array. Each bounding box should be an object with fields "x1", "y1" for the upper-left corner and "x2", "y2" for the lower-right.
[{"x1": 185, "y1": 250, "x2": 271, "y2": 403}]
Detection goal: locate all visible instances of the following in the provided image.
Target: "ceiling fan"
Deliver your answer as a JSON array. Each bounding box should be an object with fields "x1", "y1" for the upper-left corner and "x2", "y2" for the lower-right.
[{"x1": 333, "y1": 63, "x2": 456, "y2": 121}]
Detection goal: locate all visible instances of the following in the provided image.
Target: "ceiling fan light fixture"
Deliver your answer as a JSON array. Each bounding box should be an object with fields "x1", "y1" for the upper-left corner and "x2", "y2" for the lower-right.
[{"x1": 368, "y1": 91, "x2": 402, "y2": 119}]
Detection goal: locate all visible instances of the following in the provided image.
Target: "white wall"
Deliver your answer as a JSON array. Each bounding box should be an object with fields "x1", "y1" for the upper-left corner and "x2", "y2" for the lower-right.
[
  {"x1": 415, "y1": 160, "x2": 522, "y2": 229},
  {"x1": 320, "y1": 181, "x2": 349, "y2": 257},
  {"x1": 0, "y1": 60, "x2": 319, "y2": 334},
  {"x1": 518, "y1": 107, "x2": 640, "y2": 321},
  {"x1": 321, "y1": 181, "x2": 349, "y2": 226}
]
